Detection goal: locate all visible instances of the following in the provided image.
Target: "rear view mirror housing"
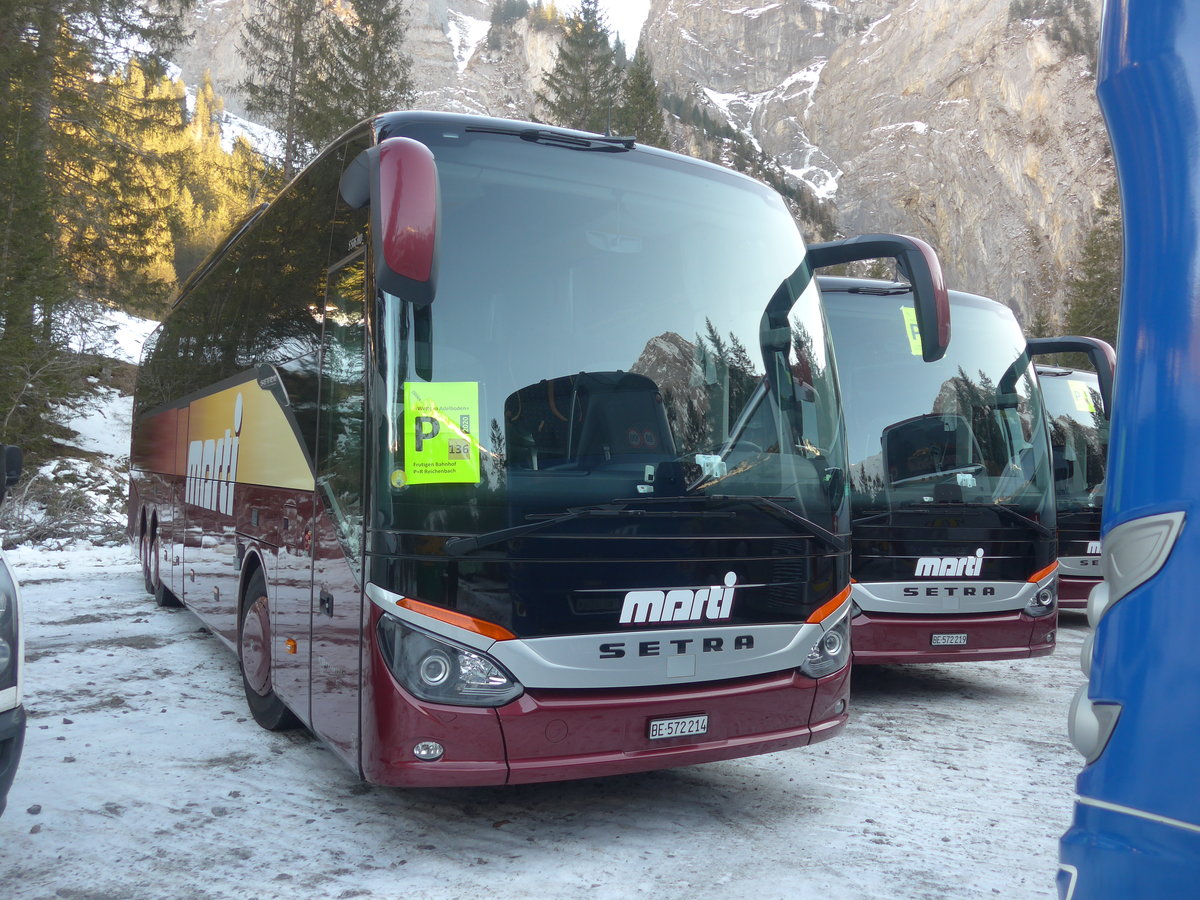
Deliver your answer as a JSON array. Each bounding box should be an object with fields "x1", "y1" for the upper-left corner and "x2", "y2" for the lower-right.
[
  {"x1": 806, "y1": 233, "x2": 951, "y2": 362},
  {"x1": 1026, "y1": 336, "x2": 1116, "y2": 416},
  {"x1": 340, "y1": 137, "x2": 439, "y2": 307}
]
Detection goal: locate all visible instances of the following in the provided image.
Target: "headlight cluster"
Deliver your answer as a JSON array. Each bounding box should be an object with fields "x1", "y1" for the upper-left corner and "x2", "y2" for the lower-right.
[
  {"x1": 800, "y1": 612, "x2": 851, "y2": 678},
  {"x1": 1024, "y1": 584, "x2": 1057, "y2": 618},
  {"x1": 0, "y1": 564, "x2": 17, "y2": 692},
  {"x1": 377, "y1": 614, "x2": 523, "y2": 707}
]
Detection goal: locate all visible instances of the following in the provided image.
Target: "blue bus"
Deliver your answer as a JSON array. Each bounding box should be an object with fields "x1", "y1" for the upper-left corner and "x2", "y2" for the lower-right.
[{"x1": 1059, "y1": 0, "x2": 1200, "y2": 895}]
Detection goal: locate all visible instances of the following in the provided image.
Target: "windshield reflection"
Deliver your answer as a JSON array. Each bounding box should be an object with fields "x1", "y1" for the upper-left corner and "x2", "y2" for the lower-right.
[
  {"x1": 823, "y1": 282, "x2": 1054, "y2": 523},
  {"x1": 374, "y1": 126, "x2": 847, "y2": 541}
]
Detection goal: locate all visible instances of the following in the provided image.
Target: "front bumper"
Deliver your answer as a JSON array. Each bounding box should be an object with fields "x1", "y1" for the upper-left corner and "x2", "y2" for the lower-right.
[
  {"x1": 0, "y1": 704, "x2": 27, "y2": 816},
  {"x1": 851, "y1": 609, "x2": 1057, "y2": 664},
  {"x1": 361, "y1": 661, "x2": 850, "y2": 787},
  {"x1": 1058, "y1": 575, "x2": 1100, "y2": 610}
]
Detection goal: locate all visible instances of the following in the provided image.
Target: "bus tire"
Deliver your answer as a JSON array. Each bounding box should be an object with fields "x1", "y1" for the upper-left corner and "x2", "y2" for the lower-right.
[
  {"x1": 238, "y1": 567, "x2": 300, "y2": 731},
  {"x1": 150, "y1": 533, "x2": 182, "y2": 608},
  {"x1": 140, "y1": 530, "x2": 154, "y2": 595}
]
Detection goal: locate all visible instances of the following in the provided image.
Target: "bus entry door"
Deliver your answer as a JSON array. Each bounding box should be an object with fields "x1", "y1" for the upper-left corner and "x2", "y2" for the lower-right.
[{"x1": 309, "y1": 253, "x2": 367, "y2": 769}]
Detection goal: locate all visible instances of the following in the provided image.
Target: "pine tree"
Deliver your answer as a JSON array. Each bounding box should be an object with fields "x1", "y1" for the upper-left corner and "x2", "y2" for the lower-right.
[
  {"x1": 239, "y1": 0, "x2": 323, "y2": 178},
  {"x1": 1065, "y1": 184, "x2": 1122, "y2": 348},
  {"x1": 535, "y1": 0, "x2": 623, "y2": 134},
  {"x1": 616, "y1": 46, "x2": 669, "y2": 148},
  {"x1": 489, "y1": 0, "x2": 531, "y2": 50},
  {"x1": 0, "y1": 0, "x2": 191, "y2": 450},
  {"x1": 84, "y1": 60, "x2": 190, "y2": 311},
  {"x1": 530, "y1": 2, "x2": 564, "y2": 33},
  {"x1": 309, "y1": 0, "x2": 415, "y2": 148},
  {"x1": 239, "y1": 0, "x2": 414, "y2": 170},
  {"x1": 172, "y1": 73, "x2": 270, "y2": 287}
]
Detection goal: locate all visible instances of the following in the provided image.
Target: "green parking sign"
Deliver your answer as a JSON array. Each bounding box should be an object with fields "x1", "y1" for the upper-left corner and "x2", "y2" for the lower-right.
[{"x1": 400, "y1": 382, "x2": 481, "y2": 485}]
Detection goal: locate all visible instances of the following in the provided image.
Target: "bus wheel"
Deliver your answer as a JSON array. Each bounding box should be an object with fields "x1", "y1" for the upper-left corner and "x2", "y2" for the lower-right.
[
  {"x1": 238, "y1": 568, "x2": 300, "y2": 731},
  {"x1": 150, "y1": 533, "x2": 182, "y2": 609},
  {"x1": 140, "y1": 531, "x2": 154, "y2": 595}
]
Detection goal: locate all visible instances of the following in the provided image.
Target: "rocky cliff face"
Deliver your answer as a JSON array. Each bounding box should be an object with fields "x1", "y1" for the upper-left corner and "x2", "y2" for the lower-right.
[
  {"x1": 174, "y1": 0, "x2": 1109, "y2": 326},
  {"x1": 172, "y1": 0, "x2": 497, "y2": 118},
  {"x1": 642, "y1": 0, "x2": 1110, "y2": 325}
]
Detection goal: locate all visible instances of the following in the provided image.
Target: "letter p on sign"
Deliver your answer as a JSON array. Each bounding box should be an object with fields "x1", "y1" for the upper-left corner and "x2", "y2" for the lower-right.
[{"x1": 414, "y1": 416, "x2": 440, "y2": 451}]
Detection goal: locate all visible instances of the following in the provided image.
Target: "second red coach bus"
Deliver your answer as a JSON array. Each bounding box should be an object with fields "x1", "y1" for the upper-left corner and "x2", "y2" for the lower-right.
[{"x1": 129, "y1": 111, "x2": 950, "y2": 786}]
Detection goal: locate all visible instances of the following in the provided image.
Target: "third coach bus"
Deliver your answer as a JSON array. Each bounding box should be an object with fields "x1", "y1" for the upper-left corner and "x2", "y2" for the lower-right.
[
  {"x1": 811, "y1": 268, "x2": 1108, "y2": 663},
  {"x1": 129, "y1": 111, "x2": 949, "y2": 786},
  {"x1": 1033, "y1": 341, "x2": 1114, "y2": 612}
]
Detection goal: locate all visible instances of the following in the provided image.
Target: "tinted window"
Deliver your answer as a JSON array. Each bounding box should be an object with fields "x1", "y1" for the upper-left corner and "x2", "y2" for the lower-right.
[
  {"x1": 825, "y1": 284, "x2": 1053, "y2": 520},
  {"x1": 370, "y1": 126, "x2": 843, "y2": 538}
]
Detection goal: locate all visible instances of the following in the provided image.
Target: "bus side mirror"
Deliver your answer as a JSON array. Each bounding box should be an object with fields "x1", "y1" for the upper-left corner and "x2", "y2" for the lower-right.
[
  {"x1": 1026, "y1": 336, "x2": 1117, "y2": 417},
  {"x1": 806, "y1": 233, "x2": 951, "y2": 362},
  {"x1": 340, "y1": 137, "x2": 439, "y2": 307}
]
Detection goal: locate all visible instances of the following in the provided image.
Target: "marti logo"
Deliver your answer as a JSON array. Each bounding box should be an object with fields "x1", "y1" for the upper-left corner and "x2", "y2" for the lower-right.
[
  {"x1": 619, "y1": 572, "x2": 739, "y2": 625},
  {"x1": 914, "y1": 548, "x2": 985, "y2": 578},
  {"x1": 186, "y1": 393, "x2": 243, "y2": 516}
]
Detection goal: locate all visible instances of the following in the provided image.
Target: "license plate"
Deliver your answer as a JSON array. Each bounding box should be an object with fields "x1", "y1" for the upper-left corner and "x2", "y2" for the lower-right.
[
  {"x1": 648, "y1": 714, "x2": 708, "y2": 740},
  {"x1": 931, "y1": 633, "x2": 968, "y2": 646}
]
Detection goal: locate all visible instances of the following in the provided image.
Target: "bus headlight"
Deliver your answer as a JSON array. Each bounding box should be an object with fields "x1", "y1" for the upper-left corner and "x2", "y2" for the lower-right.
[
  {"x1": 377, "y1": 614, "x2": 523, "y2": 708},
  {"x1": 800, "y1": 613, "x2": 851, "y2": 678},
  {"x1": 0, "y1": 585, "x2": 15, "y2": 690},
  {"x1": 1025, "y1": 585, "x2": 1056, "y2": 618}
]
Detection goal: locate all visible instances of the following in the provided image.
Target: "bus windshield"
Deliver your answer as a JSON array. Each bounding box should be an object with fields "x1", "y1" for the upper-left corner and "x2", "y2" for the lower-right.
[
  {"x1": 822, "y1": 279, "x2": 1053, "y2": 524},
  {"x1": 1038, "y1": 368, "x2": 1107, "y2": 511},
  {"x1": 372, "y1": 124, "x2": 845, "y2": 543}
]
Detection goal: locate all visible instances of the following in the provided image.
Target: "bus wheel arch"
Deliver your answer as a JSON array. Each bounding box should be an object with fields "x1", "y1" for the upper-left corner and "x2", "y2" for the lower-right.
[{"x1": 237, "y1": 560, "x2": 300, "y2": 731}]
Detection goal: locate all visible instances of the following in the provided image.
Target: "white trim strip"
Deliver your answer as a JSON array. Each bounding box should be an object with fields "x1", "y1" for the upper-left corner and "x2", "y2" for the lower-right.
[
  {"x1": 1056, "y1": 864, "x2": 1078, "y2": 900},
  {"x1": 1077, "y1": 795, "x2": 1200, "y2": 834}
]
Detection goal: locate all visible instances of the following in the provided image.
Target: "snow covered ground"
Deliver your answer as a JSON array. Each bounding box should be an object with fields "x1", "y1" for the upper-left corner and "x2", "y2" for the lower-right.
[{"x1": 0, "y1": 540, "x2": 1089, "y2": 899}]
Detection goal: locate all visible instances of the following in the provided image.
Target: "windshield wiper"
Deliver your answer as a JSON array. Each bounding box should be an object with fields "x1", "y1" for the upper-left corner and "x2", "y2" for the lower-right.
[
  {"x1": 443, "y1": 494, "x2": 848, "y2": 556},
  {"x1": 442, "y1": 503, "x2": 736, "y2": 556},
  {"x1": 526, "y1": 493, "x2": 848, "y2": 553},
  {"x1": 851, "y1": 509, "x2": 894, "y2": 527},
  {"x1": 712, "y1": 494, "x2": 849, "y2": 552},
  {"x1": 520, "y1": 129, "x2": 635, "y2": 151},
  {"x1": 463, "y1": 126, "x2": 634, "y2": 152},
  {"x1": 845, "y1": 284, "x2": 912, "y2": 296},
  {"x1": 886, "y1": 500, "x2": 1053, "y2": 537}
]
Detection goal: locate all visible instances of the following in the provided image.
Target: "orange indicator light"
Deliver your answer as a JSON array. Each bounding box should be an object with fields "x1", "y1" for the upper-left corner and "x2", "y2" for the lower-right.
[
  {"x1": 807, "y1": 584, "x2": 853, "y2": 624},
  {"x1": 397, "y1": 596, "x2": 516, "y2": 641},
  {"x1": 1027, "y1": 562, "x2": 1059, "y2": 583}
]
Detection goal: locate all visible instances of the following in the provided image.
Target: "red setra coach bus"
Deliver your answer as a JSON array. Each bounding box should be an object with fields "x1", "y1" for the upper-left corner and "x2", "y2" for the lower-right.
[{"x1": 129, "y1": 111, "x2": 947, "y2": 787}]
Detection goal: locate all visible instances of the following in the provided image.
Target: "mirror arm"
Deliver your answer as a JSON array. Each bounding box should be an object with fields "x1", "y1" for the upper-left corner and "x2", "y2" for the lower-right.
[{"x1": 807, "y1": 233, "x2": 950, "y2": 362}]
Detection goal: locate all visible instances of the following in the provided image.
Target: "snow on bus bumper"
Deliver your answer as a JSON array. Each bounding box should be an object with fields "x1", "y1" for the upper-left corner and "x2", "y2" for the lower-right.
[
  {"x1": 361, "y1": 660, "x2": 849, "y2": 788},
  {"x1": 1058, "y1": 575, "x2": 1100, "y2": 610},
  {"x1": 850, "y1": 609, "x2": 1057, "y2": 664}
]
